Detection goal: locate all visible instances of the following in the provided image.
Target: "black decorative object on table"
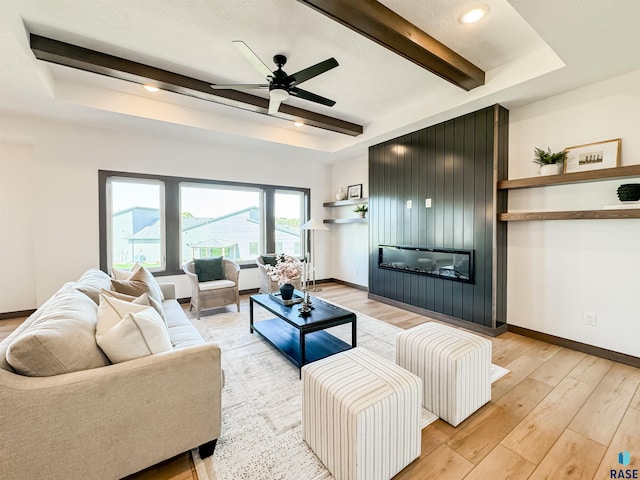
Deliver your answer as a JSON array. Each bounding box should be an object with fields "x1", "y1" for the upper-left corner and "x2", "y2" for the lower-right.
[
  {"x1": 279, "y1": 283, "x2": 295, "y2": 300},
  {"x1": 617, "y1": 184, "x2": 640, "y2": 202}
]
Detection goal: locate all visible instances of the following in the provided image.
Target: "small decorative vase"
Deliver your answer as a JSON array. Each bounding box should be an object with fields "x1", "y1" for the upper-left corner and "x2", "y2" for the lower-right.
[
  {"x1": 357, "y1": 211, "x2": 366, "y2": 218},
  {"x1": 279, "y1": 283, "x2": 294, "y2": 301},
  {"x1": 540, "y1": 163, "x2": 562, "y2": 176},
  {"x1": 336, "y1": 188, "x2": 347, "y2": 201}
]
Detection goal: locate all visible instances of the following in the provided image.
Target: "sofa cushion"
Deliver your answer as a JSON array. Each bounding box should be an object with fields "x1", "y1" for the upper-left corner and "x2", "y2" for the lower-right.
[
  {"x1": 100, "y1": 288, "x2": 166, "y2": 324},
  {"x1": 6, "y1": 287, "x2": 109, "y2": 376},
  {"x1": 74, "y1": 268, "x2": 113, "y2": 304},
  {"x1": 162, "y1": 300, "x2": 205, "y2": 349},
  {"x1": 194, "y1": 257, "x2": 224, "y2": 282},
  {"x1": 96, "y1": 295, "x2": 171, "y2": 363},
  {"x1": 111, "y1": 263, "x2": 164, "y2": 303},
  {"x1": 198, "y1": 279, "x2": 236, "y2": 291}
]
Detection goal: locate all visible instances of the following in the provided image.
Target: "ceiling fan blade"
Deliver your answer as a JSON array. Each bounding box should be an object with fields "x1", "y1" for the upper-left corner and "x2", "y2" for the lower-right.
[
  {"x1": 211, "y1": 83, "x2": 269, "y2": 90},
  {"x1": 290, "y1": 87, "x2": 336, "y2": 107},
  {"x1": 285, "y1": 57, "x2": 338, "y2": 86},
  {"x1": 268, "y1": 97, "x2": 282, "y2": 115},
  {"x1": 232, "y1": 40, "x2": 274, "y2": 79}
]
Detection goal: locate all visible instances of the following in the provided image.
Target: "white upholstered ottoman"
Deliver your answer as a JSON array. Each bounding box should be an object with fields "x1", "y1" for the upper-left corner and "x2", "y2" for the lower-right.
[
  {"x1": 302, "y1": 347, "x2": 422, "y2": 480},
  {"x1": 396, "y1": 322, "x2": 491, "y2": 427}
]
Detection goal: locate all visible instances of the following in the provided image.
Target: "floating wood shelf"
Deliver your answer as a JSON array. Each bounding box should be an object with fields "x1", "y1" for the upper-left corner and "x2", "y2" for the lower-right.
[
  {"x1": 323, "y1": 198, "x2": 368, "y2": 207},
  {"x1": 498, "y1": 209, "x2": 640, "y2": 222},
  {"x1": 323, "y1": 218, "x2": 367, "y2": 224},
  {"x1": 498, "y1": 164, "x2": 640, "y2": 190}
]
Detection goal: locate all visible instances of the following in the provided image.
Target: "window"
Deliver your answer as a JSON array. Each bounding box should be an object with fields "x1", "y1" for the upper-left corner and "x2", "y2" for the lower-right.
[
  {"x1": 274, "y1": 190, "x2": 304, "y2": 256},
  {"x1": 99, "y1": 171, "x2": 309, "y2": 274},
  {"x1": 181, "y1": 183, "x2": 262, "y2": 264},
  {"x1": 106, "y1": 177, "x2": 165, "y2": 271}
]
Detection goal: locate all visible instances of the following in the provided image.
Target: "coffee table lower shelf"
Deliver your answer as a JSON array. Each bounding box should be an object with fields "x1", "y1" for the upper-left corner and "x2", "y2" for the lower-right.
[{"x1": 253, "y1": 317, "x2": 352, "y2": 369}]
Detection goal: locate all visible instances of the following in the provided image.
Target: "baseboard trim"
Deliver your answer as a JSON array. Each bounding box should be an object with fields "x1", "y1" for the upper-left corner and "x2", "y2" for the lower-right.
[
  {"x1": 328, "y1": 278, "x2": 368, "y2": 291},
  {"x1": 368, "y1": 293, "x2": 507, "y2": 337},
  {"x1": 507, "y1": 324, "x2": 639, "y2": 368},
  {"x1": 0, "y1": 309, "x2": 36, "y2": 320}
]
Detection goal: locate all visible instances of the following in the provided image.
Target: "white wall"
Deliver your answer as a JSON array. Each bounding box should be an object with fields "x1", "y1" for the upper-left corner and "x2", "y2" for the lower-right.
[
  {"x1": 507, "y1": 69, "x2": 640, "y2": 357},
  {"x1": 328, "y1": 155, "x2": 369, "y2": 287},
  {"x1": 0, "y1": 115, "x2": 331, "y2": 309},
  {"x1": 0, "y1": 141, "x2": 36, "y2": 312}
]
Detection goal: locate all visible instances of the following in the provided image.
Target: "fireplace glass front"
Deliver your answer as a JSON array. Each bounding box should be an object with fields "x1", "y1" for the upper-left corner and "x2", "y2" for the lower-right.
[{"x1": 378, "y1": 245, "x2": 473, "y2": 283}]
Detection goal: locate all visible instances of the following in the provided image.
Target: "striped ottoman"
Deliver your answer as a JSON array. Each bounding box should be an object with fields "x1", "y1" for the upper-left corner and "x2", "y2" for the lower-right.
[
  {"x1": 302, "y1": 347, "x2": 422, "y2": 480},
  {"x1": 396, "y1": 322, "x2": 491, "y2": 427}
]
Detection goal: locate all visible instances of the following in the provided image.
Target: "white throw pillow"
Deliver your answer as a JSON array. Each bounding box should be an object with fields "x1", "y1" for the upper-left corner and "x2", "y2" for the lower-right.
[
  {"x1": 96, "y1": 295, "x2": 171, "y2": 363},
  {"x1": 96, "y1": 294, "x2": 150, "y2": 337},
  {"x1": 99, "y1": 288, "x2": 167, "y2": 324}
]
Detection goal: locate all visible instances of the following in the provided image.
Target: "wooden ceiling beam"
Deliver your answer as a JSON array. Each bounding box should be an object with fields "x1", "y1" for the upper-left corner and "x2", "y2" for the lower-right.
[
  {"x1": 298, "y1": 0, "x2": 485, "y2": 91},
  {"x1": 29, "y1": 34, "x2": 363, "y2": 137}
]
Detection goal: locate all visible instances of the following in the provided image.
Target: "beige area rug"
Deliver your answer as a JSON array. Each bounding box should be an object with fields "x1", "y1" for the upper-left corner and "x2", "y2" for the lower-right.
[{"x1": 191, "y1": 309, "x2": 508, "y2": 480}]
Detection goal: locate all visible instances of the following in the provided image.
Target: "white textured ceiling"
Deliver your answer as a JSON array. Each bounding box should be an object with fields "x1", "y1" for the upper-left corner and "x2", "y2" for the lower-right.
[{"x1": 1, "y1": 0, "x2": 639, "y2": 159}]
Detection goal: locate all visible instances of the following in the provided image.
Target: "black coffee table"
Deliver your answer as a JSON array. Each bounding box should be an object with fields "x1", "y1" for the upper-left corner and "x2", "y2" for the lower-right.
[{"x1": 249, "y1": 292, "x2": 356, "y2": 374}]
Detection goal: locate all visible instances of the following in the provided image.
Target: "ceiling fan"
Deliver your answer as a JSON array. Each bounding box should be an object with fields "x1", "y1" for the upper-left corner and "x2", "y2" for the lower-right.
[{"x1": 211, "y1": 41, "x2": 338, "y2": 115}]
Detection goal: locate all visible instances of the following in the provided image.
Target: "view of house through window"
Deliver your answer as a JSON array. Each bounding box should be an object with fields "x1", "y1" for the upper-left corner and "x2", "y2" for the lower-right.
[
  {"x1": 274, "y1": 190, "x2": 304, "y2": 256},
  {"x1": 107, "y1": 178, "x2": 165, "y2": 271},
  {"x1": 100, "y1": 171, "x2": 310, "y2": 274},
  {"x1": 180, "y1": 184, "x2": 262, "y2": 264}
]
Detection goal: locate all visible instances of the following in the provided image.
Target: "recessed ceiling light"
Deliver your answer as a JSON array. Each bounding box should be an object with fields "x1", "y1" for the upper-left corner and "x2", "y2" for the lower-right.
[
  {"x1": 293, "y1": 121, "x2": 304, "y2": 127},
  {"x1": 459, "y1": 5, "x2": 489, "y2": 24},
  {"x1": 143, "y1": 85, "x2": 160, "y2": 92}
]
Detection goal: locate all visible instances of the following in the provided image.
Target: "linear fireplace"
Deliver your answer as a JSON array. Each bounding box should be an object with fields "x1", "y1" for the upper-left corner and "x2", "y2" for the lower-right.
[{"x1": 378, "y1": 245, "x2": 474, "y2": 283}]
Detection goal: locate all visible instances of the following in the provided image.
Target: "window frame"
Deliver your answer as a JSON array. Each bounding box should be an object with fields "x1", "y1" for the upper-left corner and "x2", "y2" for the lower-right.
[
  {"x1": 105, "y1": 176, "x2": 166, "y2": 272},
  {"x1": 99, "y1": 170, "x2": 310, "y2": 275}
]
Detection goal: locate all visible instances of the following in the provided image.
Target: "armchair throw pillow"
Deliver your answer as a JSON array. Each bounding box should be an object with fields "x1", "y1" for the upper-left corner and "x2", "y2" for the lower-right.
[
  {"x1": 194, "y1": 257, "x2": 225, "y2": 282},
  {"x1": 261, "y1": 255, "x2": 278, "y2": 267}
]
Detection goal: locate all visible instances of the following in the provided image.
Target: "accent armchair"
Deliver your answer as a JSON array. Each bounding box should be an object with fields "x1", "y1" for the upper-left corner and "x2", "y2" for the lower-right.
[{"x1": 183, "y1": 259, "x2": 240, "y2": 319}]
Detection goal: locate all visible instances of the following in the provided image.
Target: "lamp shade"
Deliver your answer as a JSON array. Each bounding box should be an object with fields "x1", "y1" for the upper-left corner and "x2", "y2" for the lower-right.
[{"x1": 302, "y1": 218, "x2": 329, "y2": 231}]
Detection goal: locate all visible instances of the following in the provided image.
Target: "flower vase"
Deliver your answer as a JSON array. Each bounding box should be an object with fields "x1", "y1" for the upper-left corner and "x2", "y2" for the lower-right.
[
  {"x1": 279, "y1": 283, "x2": 295, "y2": 301},
  {"x1": 336, "y1": 188, "x2": 347, "y2": 201}
]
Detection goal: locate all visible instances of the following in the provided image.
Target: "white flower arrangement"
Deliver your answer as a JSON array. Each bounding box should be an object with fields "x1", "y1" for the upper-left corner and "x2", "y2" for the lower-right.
[{"x1": 267, "y1": 254, "x2": 303, "y2": 285}]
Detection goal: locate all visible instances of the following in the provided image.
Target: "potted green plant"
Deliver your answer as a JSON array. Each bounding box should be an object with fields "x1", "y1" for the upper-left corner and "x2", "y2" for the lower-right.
[
  {"x1": 533, "y1": 147, "x2": 567, "y2": 176},
  {"x1": 354, "y1": 204, "x2": 368, "y2": 218}
]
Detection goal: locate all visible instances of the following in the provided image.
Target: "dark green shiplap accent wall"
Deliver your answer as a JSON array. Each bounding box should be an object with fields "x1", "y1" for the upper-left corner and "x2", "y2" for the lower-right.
[{"x1": 368, "y1": 105, "x2": 508, "y2": 332}]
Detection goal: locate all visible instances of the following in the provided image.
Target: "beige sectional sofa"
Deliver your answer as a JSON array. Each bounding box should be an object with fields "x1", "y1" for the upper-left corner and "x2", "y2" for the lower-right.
[{"x1": 0, "y1": 269, "x2": 223, "y2": 480}]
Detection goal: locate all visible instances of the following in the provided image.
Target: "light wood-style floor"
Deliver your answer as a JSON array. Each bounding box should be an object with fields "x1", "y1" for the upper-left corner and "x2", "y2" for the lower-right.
[{"x1": 3, "y1": 282, "x2": 638, "y2": 480}]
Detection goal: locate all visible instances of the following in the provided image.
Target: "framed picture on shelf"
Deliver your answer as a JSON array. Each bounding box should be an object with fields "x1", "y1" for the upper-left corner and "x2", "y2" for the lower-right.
[
  {"x1": 347, "y1": 184, "x2": 362, "y2": 199},
  {"x1": 564, "y1": 138, "x2": 621, "y2": 173}
]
